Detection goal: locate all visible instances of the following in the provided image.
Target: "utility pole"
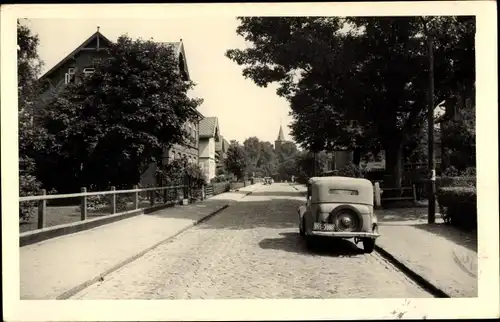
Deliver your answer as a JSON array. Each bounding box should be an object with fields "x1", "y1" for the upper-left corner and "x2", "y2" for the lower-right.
[{"x1": 425, "y1": 25, "x2": 436, "y2": 224}]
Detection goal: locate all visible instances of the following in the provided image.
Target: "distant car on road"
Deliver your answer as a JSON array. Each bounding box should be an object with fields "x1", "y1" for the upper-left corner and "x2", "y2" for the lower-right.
[
  {"x1": 298, "y1": 176, "x2": 379, "y2": 253},
  {"x1": 263, "y1": 177, "x2": 272, "y2": 185}
]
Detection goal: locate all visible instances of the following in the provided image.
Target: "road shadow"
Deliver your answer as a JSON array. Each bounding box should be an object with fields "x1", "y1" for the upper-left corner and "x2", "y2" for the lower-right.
[
  {"x1": 410, "y1": 223, "x2": 477, "y2": 252},
  {"x1": 259, "y1": 232, "x2": 365, "y2": 257}
]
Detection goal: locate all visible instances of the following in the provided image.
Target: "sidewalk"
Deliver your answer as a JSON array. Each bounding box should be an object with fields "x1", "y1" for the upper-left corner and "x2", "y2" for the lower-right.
[
  {"x1": 290, "y1": 183, "x2": 477, "y2": 297},
  {"x1": 376, "y1": 208, "x2": 477, "y2": 298},
  {"x1": 20, "y1": 184, "x2": 259, "y2": 300}
]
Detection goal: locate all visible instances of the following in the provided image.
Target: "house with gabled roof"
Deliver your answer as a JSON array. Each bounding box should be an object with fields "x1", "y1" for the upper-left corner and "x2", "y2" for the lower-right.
[
  {"x1": 198, "y1": 117, "x2": 221, "y2": 182},
  {"x1": 36, "y1": 27, "x2": 204, "y2": 188}
]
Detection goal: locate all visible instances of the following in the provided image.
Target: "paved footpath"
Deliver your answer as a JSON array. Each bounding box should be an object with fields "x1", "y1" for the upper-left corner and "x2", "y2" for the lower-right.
[
  {"x1": 291, "y1": 183, "x2": 478, "y2": 298},
  {"x1": 20, "y1": 184, "x2": 259, "y2": 299},
  {"x1": 72, "y1": 183, "x2": 429, "y2": 299}
]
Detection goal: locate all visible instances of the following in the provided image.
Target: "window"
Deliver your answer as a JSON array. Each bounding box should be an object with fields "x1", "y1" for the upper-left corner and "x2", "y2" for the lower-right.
[
  {"x1": 83, "y1": 67, "x2": 95, "y2": 75},
  {"x1": 68, "y1": 67, "x2": 76, "y2": 75},
  {"x1": 65, "y1": 73, "x2": 75, "y2": 84},
  {"x1": 328, "y1": 189, "x2": 359, "y2": 196}
]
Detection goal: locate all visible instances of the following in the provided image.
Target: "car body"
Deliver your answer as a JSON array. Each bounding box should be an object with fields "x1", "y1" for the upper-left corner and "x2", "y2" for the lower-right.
[{"x1": 298, "y1": 176, "x2": 379, "y2": 253}]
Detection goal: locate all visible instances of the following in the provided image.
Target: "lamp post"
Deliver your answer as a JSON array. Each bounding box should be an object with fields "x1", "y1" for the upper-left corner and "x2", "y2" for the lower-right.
[{"x1": 426, "y1": 30, "x2": 436, "y2": 224}]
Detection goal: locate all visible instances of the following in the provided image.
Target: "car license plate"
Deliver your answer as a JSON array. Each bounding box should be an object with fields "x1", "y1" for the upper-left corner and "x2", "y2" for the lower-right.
[{"x1": 313, "y1": 222, "x2": 335, "y2": 231}]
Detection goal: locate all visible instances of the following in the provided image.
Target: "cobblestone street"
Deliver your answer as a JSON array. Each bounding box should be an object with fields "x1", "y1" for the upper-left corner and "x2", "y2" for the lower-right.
[{"x1": 72, "y1": 183, "x2": 430, "y2": 299}]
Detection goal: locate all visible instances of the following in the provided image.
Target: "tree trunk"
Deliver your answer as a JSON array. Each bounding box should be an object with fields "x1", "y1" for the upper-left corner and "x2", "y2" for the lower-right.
[
  {"x1": 353, "y1": 149, "x2": 361, "y2": 166},
  {"x1": 384, "y1": 144, "x2": 403, "y2": 189}
]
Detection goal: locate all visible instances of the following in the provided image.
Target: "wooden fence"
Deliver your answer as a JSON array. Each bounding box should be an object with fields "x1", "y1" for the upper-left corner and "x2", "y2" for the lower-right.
[{"x1": 19, "y1": 184, "x2": 186, "y2": 230}]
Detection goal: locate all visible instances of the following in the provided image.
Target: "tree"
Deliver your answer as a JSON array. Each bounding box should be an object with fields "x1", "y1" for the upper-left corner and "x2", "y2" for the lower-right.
[
  {"x1": 243, "y1": 136, "x2": 261, "y2": 176},
  {"x1": 296, "y1": 151, "x2": 329, "y2": 177},
  {"x1": 38, "y1": 35, "x2": 203, "y2": 192},
  {"x1": 18, "y1": 19, "x2": 47, "y2": 220},
  {"x1": 224, "y1": 141, "x2": 248, "y2": 181},
  {"x1": 242, "y1": 137, "x2": 278, "y2": 177},
  {"x1": 257, "y1": 141, "x2": 278, "y2": 176},
  {"x1": 440, "y1": 102, "x2": 475, "y2": 170},
  {"x1": 226, "y1": 16, "x2": 475, "y2": 188},
  {"x1": 276, "y1": 141, "x2": 298, "y2": 162}
]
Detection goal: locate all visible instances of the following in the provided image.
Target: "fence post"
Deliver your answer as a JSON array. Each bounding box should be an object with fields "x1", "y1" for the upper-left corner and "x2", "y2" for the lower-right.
[
  {"x1": 133, "y1": 185, "x2": 139, "y2": 209},
  {"x1": 110, "y1": 186, "x2": 116, "y2": 214},
  {"x1": 163, "y1": 186, "x2": 167, "y2": 204},
  {"x1": 37, "y1": 189, "x2": 46, "y2": 229},
  {"x1": 80, "y1": 187, "x2": 87, "y2": 221},
  {"x1": 374, "y1": 182, "x2": 381, "y2": 208},
  {"x1": 412, "y1": 184, "x2": 417, "y2": 204},
  {"x1": 150, "y1": 186, "x2": 155, "y2": 207},
  {"x1": 201, "y1": 184, "x2": 205, "y2": 200}
]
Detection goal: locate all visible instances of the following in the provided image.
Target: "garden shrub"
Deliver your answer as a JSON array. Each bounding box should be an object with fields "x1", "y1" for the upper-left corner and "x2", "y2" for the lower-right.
[
  {"x1": 338, "y1": 163, "x2": 363, "y2": 178},
  {"x1": 212, "y1": 182, "x2": 230, "y2": 195},
  {"x1": 443, "y1": 165, "x2": 460, "y2": 177},
  {"x1": 19, "y1": 172, "x2": 42, "y2": 221},
  {"x1": 19, "y1": 157, "x2": 43, "y2": 221},
  {"x1": 437, "y1": 176, "x2": 476, "y2": 188},
  {"x1": 86, "y1": 194, "x2": 130, "y2": 212},
  {"x1": 437, "y1": 186, "x2": 477, "y2": 231}
]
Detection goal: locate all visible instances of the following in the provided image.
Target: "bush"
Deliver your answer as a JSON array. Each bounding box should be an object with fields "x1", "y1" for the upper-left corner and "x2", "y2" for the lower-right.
[
  {"x1": 437, "y1": 176, "x2": 476, "y2": 188},
  {"x1": 461, "y1": 167, "x2": 476, "y2": 177},
  {"x1": 443, "y1": 165, "x2": 460, "y2": 177},
  {"x1": 87, "y1": 194, "x2": 130, "y2": 212},
  {"x1": 338, "y1": 163, "x2": 363, "y2": 178},
  {"x1": 230, "y1": 182, "x2": 245, "y2": 190},
  {"x1": 19, "y1": 156, "x2": 43, "y2": 221},
  {"x1": 437, "y1": 186, "x2": 477, "y2": 230},
  {"x1": 19, "y1": 172, "x2": 42, "y2": 221},
  {"x1": 212, "y1": 182, "x2": 230, "y2": 195}
]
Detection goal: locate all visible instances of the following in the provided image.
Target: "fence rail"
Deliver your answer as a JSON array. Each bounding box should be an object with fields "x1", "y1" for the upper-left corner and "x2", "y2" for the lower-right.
[{"x1": 20, "y1": 184, "x2": 188, "y2": 230}]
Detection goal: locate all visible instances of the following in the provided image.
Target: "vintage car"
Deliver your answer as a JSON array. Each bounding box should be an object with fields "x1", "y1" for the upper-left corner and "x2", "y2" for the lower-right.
[
  {"x1": 263, "y1": 177, "x2": 272, "y2": 185},
  {"x1": 298, "y1": 176, "x2": 379, "y2": 253}
]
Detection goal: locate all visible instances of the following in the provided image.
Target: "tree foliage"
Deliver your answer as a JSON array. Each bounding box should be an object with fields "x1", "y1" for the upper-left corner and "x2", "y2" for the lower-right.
[
  {"x1": 38, "y1": 35, "x2": 203, "y2": 192},
  {"x1": 224, "y1": 141, "x2": 248, "y2": 180},
  {"x1": 242, "y1": 137, "x2": 278, "y2": 177},
  {"x1": 226, "y1": 16, "x2": 475, "y2": 187},
  {"x1": 157, "y1": 156, "x2": 205, "y2": 190},
  {"x1": 18, "y1": 19, "x2": 46, "y2": 220}
]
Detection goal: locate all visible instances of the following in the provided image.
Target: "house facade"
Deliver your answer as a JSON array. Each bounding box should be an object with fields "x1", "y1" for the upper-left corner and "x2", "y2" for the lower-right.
[
  {"x1": 198, "y1": 117, "x2": 220, "y2": 183},
  {"x1": 36, "y1": 28, "x2": 204, "y2": 188},
  {"x1": 215, "y1": 136, "x2": 230, "y2": 175}
]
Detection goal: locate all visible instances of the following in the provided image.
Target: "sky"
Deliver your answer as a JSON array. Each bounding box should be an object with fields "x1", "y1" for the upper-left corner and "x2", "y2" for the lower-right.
[{"x1": 27, "y1": 18, "x2": 294, "y2": 145}]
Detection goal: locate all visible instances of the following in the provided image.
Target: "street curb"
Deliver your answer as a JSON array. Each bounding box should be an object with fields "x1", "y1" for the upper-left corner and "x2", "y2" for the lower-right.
[
  {"x1": 56, "y1": 187, "x2": 256, "y2": 300},
  {"x1": 374, "y1": 245, "x2": 451, "y2": 298}
]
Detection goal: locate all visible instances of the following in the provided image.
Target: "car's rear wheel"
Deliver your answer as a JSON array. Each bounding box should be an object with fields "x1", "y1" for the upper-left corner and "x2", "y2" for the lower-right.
[{"x1": 363, "y1": 238, "x2": 375, "y2": 253}]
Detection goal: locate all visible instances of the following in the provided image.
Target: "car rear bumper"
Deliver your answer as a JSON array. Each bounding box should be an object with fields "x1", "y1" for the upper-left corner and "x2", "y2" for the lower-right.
[{"x1": 310, "y1": 231, "x2": 380, "y2": 238}]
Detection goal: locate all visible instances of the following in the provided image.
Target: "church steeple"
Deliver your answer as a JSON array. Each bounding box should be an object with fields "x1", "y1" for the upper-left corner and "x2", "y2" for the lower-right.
[{"x1": 277, "y1": 125, "x2": 285, "y2": 142}]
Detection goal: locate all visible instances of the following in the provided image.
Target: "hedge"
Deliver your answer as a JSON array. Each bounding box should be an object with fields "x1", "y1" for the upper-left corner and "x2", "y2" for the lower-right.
[
  {"x1": 437, "y1": 186, "x2": 477, "y2": 231},
  {"x1": 212, "y1": 182, "x2": 231, "y2": 195},
  {"x1": 436, "y1": 176, "x2": 476, "y2": 188}
]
